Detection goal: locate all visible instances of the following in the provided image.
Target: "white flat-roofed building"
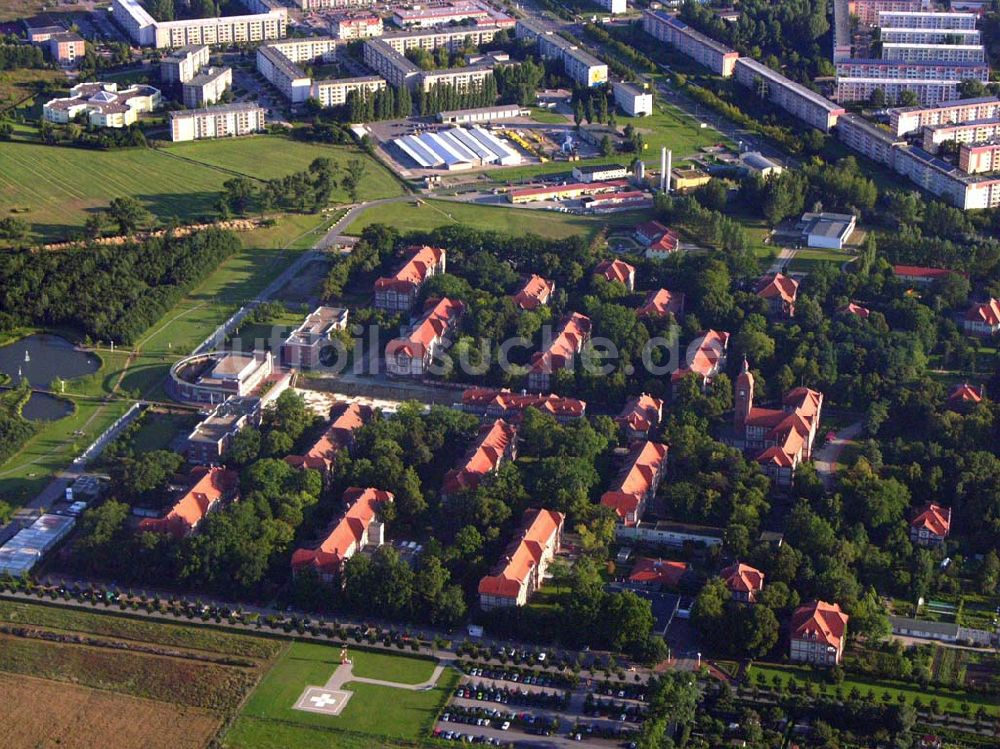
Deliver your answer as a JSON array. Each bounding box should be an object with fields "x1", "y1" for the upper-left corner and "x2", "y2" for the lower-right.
[
  {"x1": 281, "y1": 306, "x2": 349, "y2": 368},
  {"x1": 877, "y1": 10, "x2": 978, "y2": 29},
  {"x1": 613, "y1": 81, "x2": 653, "y2": 116},
  {"x1": 889, "y1": 96, "x2": 1000, "y2": 136},
  {"x1": 894, "y1": 145, "x2": 1000, "y2": 208},
  {"x1": 113, "y1": 0, "x2": 286, "y2": 48},
  {"x1": 437, "y1": 104, "x2": 526, "y2": 124},
  {"x1": 881, "y1": 42, "x2": 985, "y2": 63},
  {"x1": 314, "y1": 75, "x2": 386, "y2": 107},
  {"x1": 161, "y1": 44, "x2": 210, "y2": 83},
  {"x1": 641, "y1": 11, "x2": 739, "y2": 77},
  {"x1": 257, "y1": 38, "x2": 341, "y2": 103},
  {"x1": 835, "y1": 59, "x2": 989, "y2": 106},
  {"x1": 182, "y1": 65, "x2": 231, "y2": 107},
  {"x1": 0, "y1": 514, "x2": 75, "y2": 576},
  {"x1": 392, "y1": 1, "x2": 492, "y2": 28},
  {"x1": 598, "y1": 0, "x2": 627, "y2": 14},
  {"x1": 880, "y1": 27, "x2": 981, "y2": 45},
  {"x1": 169, "y1": 102, "x2": 266, "y2": 141},
  {"x1": 379, "y1": 25, "x2": 502, "y2": 53},
  {"x1": 735, "y1": 57, "x2": 844, "y2": 131},
  {"x1": 922, "y1": 117, "x2": 1000, "y2": 152},
  {"x1": 43, "y1": 81, "x2": 161, "y2": 127},
  {"x1": 330, "y1": 12, "x2": 383, "y2": 39}
]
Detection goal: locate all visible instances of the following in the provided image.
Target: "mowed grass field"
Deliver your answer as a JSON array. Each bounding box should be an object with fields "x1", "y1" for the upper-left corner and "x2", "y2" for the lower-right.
[
  {"x1": 227, "y1": 641, "x2": 456, "y2": 748},
  {"x1": 0, "y1": 672, "x2": 222, "y2": 749},
  {"x1": 0, "y1": 137, "x2": 401, "y2": 244},
  {"x1": 346, "y1": 198, "x2": 652, "y2": 241}
]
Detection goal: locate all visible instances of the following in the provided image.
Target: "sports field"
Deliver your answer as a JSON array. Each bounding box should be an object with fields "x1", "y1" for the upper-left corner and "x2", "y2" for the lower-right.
[
  {"x1": 227, "y1": 641, "x2": 456, "y2": 748},
  {"x1": 0, "y1": 137, "x2": 400, "y2": 244},
  {"x1": 346, "y1": 198, "x2": 652, "y2": 241}
]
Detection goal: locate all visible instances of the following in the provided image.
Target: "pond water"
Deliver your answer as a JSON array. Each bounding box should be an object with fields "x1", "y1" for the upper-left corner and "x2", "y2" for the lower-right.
[{"x1": 0, "y1": 334, "x2": 99, "y2": 422}]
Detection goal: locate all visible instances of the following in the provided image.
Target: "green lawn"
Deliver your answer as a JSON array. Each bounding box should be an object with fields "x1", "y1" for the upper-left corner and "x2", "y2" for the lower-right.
[
  {"x1": 0, "y1": 137, "x2": 399, "y2": 244},
  {"x1": 231, "y1": 641, "x2": 453, "y2": 747},
  {"x1": 787, "y1": 248, "x2": 852, "y2": 273},
  {"x1": 345, "y1": 198, "x2": 652, "y2": 241},
  {"x1": 748, "y1": 662, "x2": 999, "y2": 716},
  {"x1": 129, "y1": 412, "x2": 199, "y2": 454}
]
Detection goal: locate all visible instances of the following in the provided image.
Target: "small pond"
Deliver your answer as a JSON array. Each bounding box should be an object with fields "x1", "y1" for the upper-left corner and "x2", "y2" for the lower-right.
[
  {"x1": 20, "y1": 392, "x2": 74, "y2": 421},
  {"x1": 0, "y1": 334, "x2": 99, "y2": 422}
]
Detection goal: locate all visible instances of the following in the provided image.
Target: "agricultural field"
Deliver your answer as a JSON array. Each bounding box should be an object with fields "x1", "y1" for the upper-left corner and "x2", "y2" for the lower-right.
[
  {"x1": 346, "y1": 198, "x2": 652, "y2": 241},
  {"x1": 0, "y1": 137, "x2": 398, "y2": 244},
  {"x1": 227, "y1": 641, "x2": 457, "y2": 748},
  {"x1": 0, "y1": 67, "x2": 67, "y2": 114},
  {"x1": 0, "y1": 672, "x2": 221, "y2": 749}
]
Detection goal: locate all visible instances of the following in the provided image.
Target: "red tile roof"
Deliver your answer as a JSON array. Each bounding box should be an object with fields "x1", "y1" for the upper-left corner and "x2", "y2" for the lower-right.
[
  {"x1": 965, "y1": 298, "x2": 1000, "y2": 326},
  {"x1": 374, "y1": 245, "x2": 444, "y2": 294},
  {"x1": 460, "y1": 388, "x2": 586, "y2": 419},
  {"x1": 744, "y1": 383, "x2": 823, "y2": 469},
  {"x1": 755, "y1": 273, "x2": 799, "y2": 303},
  {"x1": 839, "y1": 302, "x2": 870, "y2": 319},
  {"x1": 529, "y1": 312, "x2": 591, "y2": 375},
  {"x1": 510, "y1": 179, "x2": 628, "y2": 200},
  {"x1": 385, "y1": 297, "x2": 464, "y2": 359},
  {"x1": 512, "y1": 274, "x2": 555, "y2": 311},
  {"x1": 290, "y1": 487, "x2": 393, "y2": 575},
  {"x1": 671, "y1": 329, "x2": 729, "y2": 382},
  {"x1": 285, "y1": 402, "x2": 373, "y2": 472},
  {"x1": 637, "y1": 288, "x2": 685, "y2": 318},
  {"x1": 442, "y1": 419, "x2": 517, "y2": 495},
  {"x1": 891, "y1": 264, "x2": 958, "y2": 280},
  {"x1": 595, "y1": 259, "x2": 635, "y2": 286},
  {"x1": 629, "y1": 557, "x2": 688, "y2": 587},
  {"x1": 138, "y1": 467, "x2": 237, "y2": 539},
  {"x1": 791, "y1": 600, "x2": 848, "y2": 651},
  {"x1": 635, "y1": 220, "x2": 670, "y2": 243},
  {"x1": 648, "y1": 231, "x2": 680, "y2": 253},
  {"x1": 721, "y1": 562, "x2": 765, "y2": 594},
  {"x1": 616, "y1": 393, "x2": 664, "y2": 435},
  {"x1": 600, "y1": 441, "x2": 668, "y2": 524},
  {"x1": 910, "y1": 503, "x2": 951, "y2": 537},
  {"x1": 478, "y1": 508, "x2": 564, "y2": 599},
  {"x1": 947, "y1": 382, "x2": 984, "y2": 406}
]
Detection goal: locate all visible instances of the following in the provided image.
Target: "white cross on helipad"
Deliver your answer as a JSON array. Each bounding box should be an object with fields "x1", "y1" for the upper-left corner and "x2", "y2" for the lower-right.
[{"x1": 309, "y1": 693, "x2": 337, "y2": 708}]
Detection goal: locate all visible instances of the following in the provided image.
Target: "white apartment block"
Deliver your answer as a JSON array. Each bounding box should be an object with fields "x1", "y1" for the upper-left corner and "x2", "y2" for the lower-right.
[
  {"x1": 641, "y1": 11, "x2": 739, "y2": 77},
  {"x1": 881, "y1": 43, "x2": 985, "y2": 64},
  {"x1": 313, "y1": 75, "x2": 386, "y2": 107},
  {"x1": 379, "y1": 26, "x2": 501, "y2": 53},
  {"x1": 922, "y1": 118, "x2": 1000, "y2": 152},
  {"x1": 597, "y1": 0, "x2": 627, "y2": 14},
  {"x1": 112, "y1": 0, "x2": 286, "y2": 48},
  {"x1": 182, "y1": 65, "x2": 231, "y2": 107},
  {"x1": 363, "y1": 39, "x2": 422, "y2": 88},
  {"x1": 257, "y1": 38, "x2": 340, "y2": 103},
  {"x1": 893, "y1": 145, "x2": 1000, "y2": 208},
  {"x1": 836, "y1": 112, "x2": 905, "y2": 166},
  {"x1": 516, "y1": 21, "x2": 608, "y2": 87},
  {"x1": 889, "y1": 95, "x2": 1000, "y2": 135},
  {"x1": 850, "y1": 0, "x2": 924, "y2": 26},
  {"x1": 330, "y1": 13, "x2": 383, "y2": 39},
  {"x1": 169, "y1": 102, "x2": 267, "y2": 141},
  {"x1": 880, "y1": 27, "x2": 980, "y2": 45},
  {"x1": 877, "y1": 10, "x2": 978, "y2": 29},
  {"x1": 612, "y1": 81, "x2": 653, "y2": 116},
  {"x1": 160, "y1": 44, "x2": 210, "y2": 83},
  {"x1": 835, "y1": 59, "x2": 988, "y2": 106},
  {"x1": 735, "y1": 57, "x2": 844, "y2": 131},
  {"x1": 959, "y1": 141, "x2": 1000, "y2": 173},
  {"x1": 292, "y1": 0, "x2": 374, "y2": 8}
]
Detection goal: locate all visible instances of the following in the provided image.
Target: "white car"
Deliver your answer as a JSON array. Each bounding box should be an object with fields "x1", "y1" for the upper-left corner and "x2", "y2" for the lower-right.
[{"x1": 500, "y1": 721, "x2": 510, "y2": 731}]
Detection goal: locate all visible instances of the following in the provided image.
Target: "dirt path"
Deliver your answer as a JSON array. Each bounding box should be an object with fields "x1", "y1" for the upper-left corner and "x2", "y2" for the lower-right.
[{"x1": 324, "y1": 661, "x2": 446, "y2": 691}]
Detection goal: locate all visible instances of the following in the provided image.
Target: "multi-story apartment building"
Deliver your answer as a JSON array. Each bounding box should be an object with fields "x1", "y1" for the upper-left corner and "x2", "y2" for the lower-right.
[
  {"x1": 47, "y1": 32, "x2": 86, "y2": 64},
  {"x1": 880, "y1": 42, "x2": 985, "y2": 63},
  {"x1": 876, "y1": 9, "x2": 978, "y2": 29},
  {"x1": 612, "y1": 81, "x2": 653, "y2": 116},
  {"x1": 113, "y1": 0, "x2": 286, "y2": 48},
  {"x1": 735, "y1": 57, "x2": 844, "y2": 131},
  {"x1": 959, "y1": 141, "x2": 1000, "y2": 173},
  {"x1": 599, "y1": 441, "x2": 669, "y2": 526},
  {"x1": 280, "y1": 306, "x2": 349, "y2": 368},
  {"x1": 850, "y1": 0, "x2": 923, "y2": 25},
  {"x1": 292, "y1": 0, "x2": 374, "y2": 9},
  {"x1": 160, "y1": 44, "x2": 210, "y2": 83},
  {"x1": 641, "y1": 11, "x2": 739, "y2": 77},
  {"x1": 393, "y1": 1, "x2": 491, "y2": 28},
  {"x1": 790, "y1": 601, "x2": 849, "y2": 665},
  {"x1": 835, "y1": 113, "x2": 906, "y2": 166},
  {"x1": 894, "y1": 145, "x2": 1000, "y2": 208},
  {"x1": 478, "y1": 508, "x2": 565, "y2": 609},
  {"x1": 834, "y1": 58, "x2": 988, "y2": 106},
  {"x1": 330, "y1": 12, "x2": 383, "y2": 39},
  {"x1": 515, "y1": 19, "x2": 608, "y2": 87},
  {"x1": 889, "y1": 96, "x2": 1000, "y2": 136},
  {"x1": 880, "y1": 27, "x2": 980, "y2": 45},
  {"x1": 385, "y1": 297, "x2": 464, "y2": 377},
  {"x1": 374, "y1": 245, "x2": 446, "y2": 313},
  {"x1": 362, "y1": 39, "x2": 422, "y2": 89},
  {"x1": 314, "y1": 75, "x2": 386, "y2": 107},
  {"x1": 527, "y1": 312, "x2": 592, "y2": 391},
  {"x1": 169, "y1": 102, "x2": 267, "y2": 142},
  {"x1": 923, "y1": 117, "x2": 1000, "y2": 152},
  {"x1": 182, "y1": 65, "x2": 231, "y2": 107},
  {"x1": 379, "y1": 26, "x2": 502, "y2": 54}
]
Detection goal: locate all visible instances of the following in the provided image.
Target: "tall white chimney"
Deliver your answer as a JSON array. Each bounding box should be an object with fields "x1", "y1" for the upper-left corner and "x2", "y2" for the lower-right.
[
  {"x1": 659, "y1": 147, "x2": 667, "y2": 192},
  {"x1": 665, "y1": 149, "x2": 673, "y2": 194}
]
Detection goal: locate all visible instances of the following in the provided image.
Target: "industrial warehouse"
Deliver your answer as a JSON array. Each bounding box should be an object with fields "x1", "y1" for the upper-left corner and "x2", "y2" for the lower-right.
[{"x1": 391, "y1": 126, "x2": 522, "y2": 169}]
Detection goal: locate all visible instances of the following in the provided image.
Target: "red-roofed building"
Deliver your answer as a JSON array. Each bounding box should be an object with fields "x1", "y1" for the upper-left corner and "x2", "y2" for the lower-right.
[
  {"x1": 386, "y1": 297, "x2": 464, "y2": 377},
  {"x1": 838, "y1": 302, "x2": 870, "y2": 319},
  {"x1": 512, "y1": 274, "x2": 555, "y2": 311},
  {"x1": 892, "y1": 265, "x2": 965, "y2": 286},
  {"x1": 946, "y1": 382, "x2": 985, "y2": 410},
  {"x1": 479, "y1": 508, "x2": 565, "y2": 609},
  {"x1": 910, "y1": 503, "x2": 951, "y2": 547},
  {"x1": 629, "y1": 557, "x2": 688, "y2": 589},
  {"x1": 734, "y1": 358, "x2": 823, "y2": 487},
  {"x1": 595, "y1": 259, "x2": 636, "y2": 292},
  {"x1": 442, "y1": 419, "x2": 517, "y2": 497},
  {"x1": 637, "y1": 288, "x2": 685, "y2": 319},
  {"x1": 285, "y1": 402, "x2": 374, "y2": 474},
  {"x1": 459, "y1": 388, "x2": 586, "y2": 423},
  {"x1": 290, "y1": 487, "x2": 393, "y2": 582},
  {"x1": 138, "y1": 466, "x2": 237, "y2": 539},
  {"x1": 374, "y1": 245, "x2": 446, "y2": 313},
  {"x1": 634, "y1": 220, "x2": 681, "y2": 259},
  {"x1": 528, "y1": 312, "x2": 592, "y2": 391},
  {"x1": 721, "y1": 562, "x2": 765, "y2": 603},
  {"x1": 671, "y1": 329, "x2": 730, "y2": 393},
  {"x1": 600, "y1": 441, "x2": 668, "y2": 526},
  {"x1": 756, "y1": 273, "x2": 799, "y2": 318},
  {"x1": 616, "y1": 393, "x2": 664, "y2": 441},
  {"x1": 790, "y1": 600, "x2": 848, "y2": 665},
  {"x1": 635, "y1": 220, "x2": 671, "y2": 246},
  {"x1": 963, "y1": 298, "x2": 1000, "y2": 336}
]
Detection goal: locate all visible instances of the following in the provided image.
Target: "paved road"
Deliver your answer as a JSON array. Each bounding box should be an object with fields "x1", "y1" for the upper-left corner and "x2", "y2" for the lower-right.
[
  {"x1": 315, "y1": 196, "x2": 411, "y2": 250},
  {"x1": 767, "y1": 247, "x2": 797, "y2": 275},
  {"x1": 813, "y1": 420, "x2": 864, "y2": 489}
]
